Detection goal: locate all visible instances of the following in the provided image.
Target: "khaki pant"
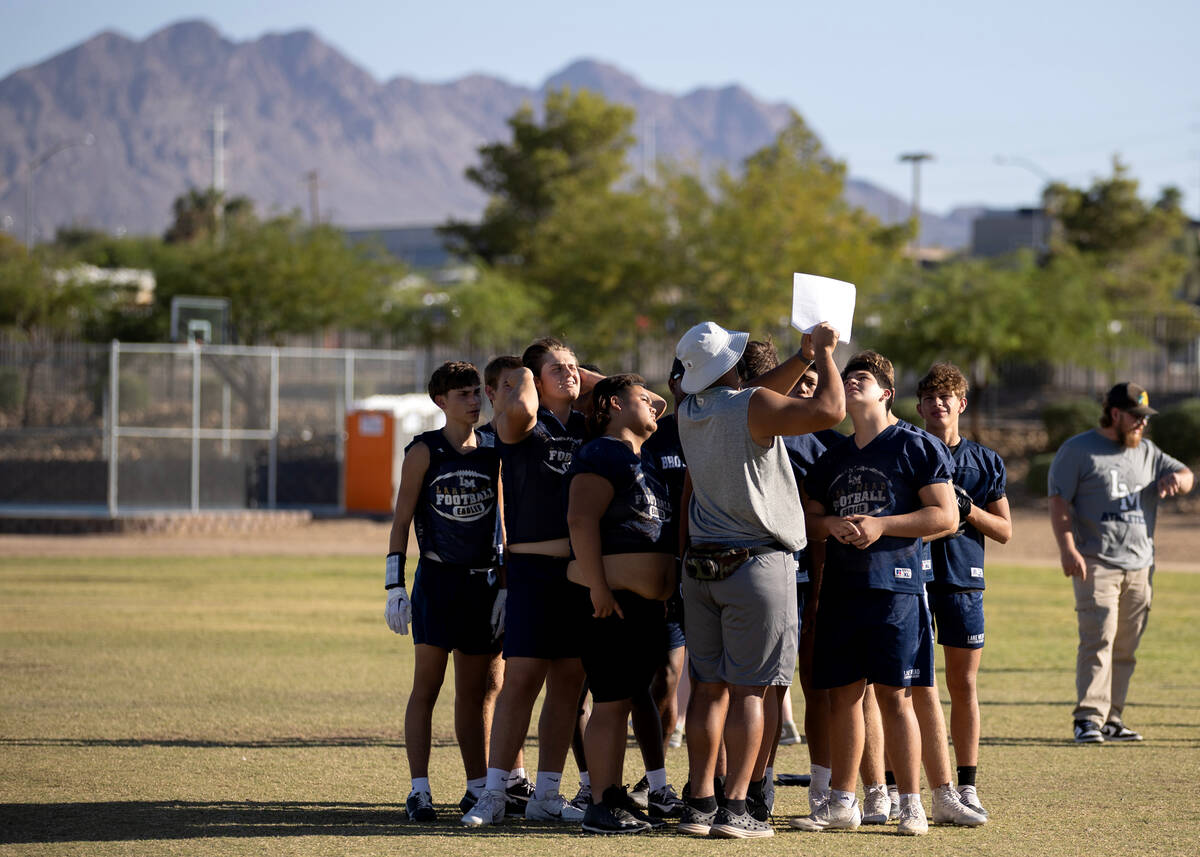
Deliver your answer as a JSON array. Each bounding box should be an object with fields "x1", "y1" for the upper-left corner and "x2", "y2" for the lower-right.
[{"x1": 1072, "y1": 561, "x2": 1152, "y2": 724}]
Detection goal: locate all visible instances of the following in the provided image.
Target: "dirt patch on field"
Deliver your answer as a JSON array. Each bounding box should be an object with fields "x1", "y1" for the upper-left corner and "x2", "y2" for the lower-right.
[{"x1": 4, "y1": 508, "x2": 1199, "y2": 572}]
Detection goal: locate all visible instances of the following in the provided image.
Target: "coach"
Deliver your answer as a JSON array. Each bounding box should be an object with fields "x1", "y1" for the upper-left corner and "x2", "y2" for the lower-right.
[{"x1": 1048, "y1": 382, "x2": 1193, "y2": 744}]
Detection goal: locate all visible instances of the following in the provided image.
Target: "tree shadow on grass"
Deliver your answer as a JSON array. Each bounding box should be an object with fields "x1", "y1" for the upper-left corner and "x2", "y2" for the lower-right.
[{"x1": 0, "y1": 801, "x2": 573, "y2": 844}]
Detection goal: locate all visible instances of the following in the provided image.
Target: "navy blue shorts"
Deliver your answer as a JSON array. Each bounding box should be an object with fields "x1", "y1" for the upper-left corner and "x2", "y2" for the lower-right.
[
  {"x1": 411, "y1": 558, "x2": 501, "y2": 655},
  {"x1": 812, "y1": 587, "x2": 932, "y2": 689},
  {"x1": 503, "y1": 553, "x2": 591, "y2": 660},
  {"x1": 664, "y1": 582, "x2": 686, "y2": 651},
  {"x1": 582, "y1": 590, "x2": 666, "y2": 703},
  {"x1": 929, "y1": 586, "x2": 985, "y2": 649}
]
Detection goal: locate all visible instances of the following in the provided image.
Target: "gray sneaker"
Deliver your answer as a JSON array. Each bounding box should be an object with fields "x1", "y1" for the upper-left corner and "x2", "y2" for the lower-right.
[
  {"x1": 678, "y1": 802, "x2": 718, "y2": 836},
  {"x1": 932, "y1": 783, "x2": 987, "y2": 826},
  {"x1": 897, "y1": 800, "x2": 928, "y2": 836},
  {"x1": 862, "y1": 784, "x2": 891, "y2": 824},
  {"x1": 789, "y1": 795, "x2": 861, "y2": 831},
  {"x1": 709, "y1": 806, "x2": 773, "y2": 838},
  {"x1": 570, "y1": 783, "x2": 591, "y2": 812},
  {"x1": 461, "y1": 788, "x2": 506, "y2": 827},
  {"x1": 526, "y1": 790, "x2": 585, "y2": 822}
]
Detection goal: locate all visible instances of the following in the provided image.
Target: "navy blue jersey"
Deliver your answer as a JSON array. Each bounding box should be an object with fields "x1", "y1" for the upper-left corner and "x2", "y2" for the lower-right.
[
  {"x1": 782, "y1": 431, "x2": 835, "y2": 584},
  {"x1": 567, "y1": 436, "x2": 675, "y2": 555},
  {"x1": 805, "y1": 424, "x2": 952, "y2": 593},
  {"x1": 894, "y1": 419, "x2": 954, "y2": 582},
  {"x1": 406, "y1": 429, "x2": 501, "y2": 567},
  {"x1": 929, "y1": 438, "x2": 1007, "y2": 590},
  {"x1": 498, "y1": 407, "x2": 589, "y2": 544},
  {"x1": 641, "y1": 413, "x2": 687, "y2": 541}
]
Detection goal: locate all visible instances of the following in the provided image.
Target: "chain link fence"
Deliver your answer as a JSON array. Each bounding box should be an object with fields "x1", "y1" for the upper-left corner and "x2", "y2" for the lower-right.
[{"x1": 0, "y1": 340, "x2": 429, "y2": 515}]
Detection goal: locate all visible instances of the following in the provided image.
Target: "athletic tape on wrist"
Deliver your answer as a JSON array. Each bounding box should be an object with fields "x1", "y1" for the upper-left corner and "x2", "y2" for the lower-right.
[{"x1": 385, "y1": 552, "x2": 406, "y2": 590}]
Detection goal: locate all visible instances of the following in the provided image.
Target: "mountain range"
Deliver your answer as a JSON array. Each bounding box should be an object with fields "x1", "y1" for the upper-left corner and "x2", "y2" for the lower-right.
[{"x1": 0, "y1": 20, "x2": 978, "y2": 248}]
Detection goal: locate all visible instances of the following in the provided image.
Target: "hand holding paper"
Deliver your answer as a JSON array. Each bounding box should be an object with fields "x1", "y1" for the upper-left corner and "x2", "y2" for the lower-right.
[{"x1": 791, "y1": 273, "x2": 856, "y2": 344}]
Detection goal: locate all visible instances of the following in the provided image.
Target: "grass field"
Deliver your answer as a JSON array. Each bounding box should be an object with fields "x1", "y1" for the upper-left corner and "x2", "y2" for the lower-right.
[{"x1": 2, "y1": 553, "x2": 1198, "y2": 856}]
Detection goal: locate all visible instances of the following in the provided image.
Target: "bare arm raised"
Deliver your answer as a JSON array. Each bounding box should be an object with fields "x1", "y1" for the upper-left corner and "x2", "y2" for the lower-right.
[
  {"x1": 748, "y1": 322, "x2": 844, "y2": 444},
  {"x1": 493, "y1": 366, "x2": 539, "y2": 445}
]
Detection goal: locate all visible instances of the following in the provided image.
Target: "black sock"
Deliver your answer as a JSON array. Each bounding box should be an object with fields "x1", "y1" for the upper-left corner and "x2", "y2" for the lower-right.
[
  {"x1": 747, "y1": 778, "x2": 765, "y2": 799},
  {"x1": 957, "y1": 765, "x2": 977, "y2": 788},
  {"x1": 725, "y1": 798, "x2": 747, "y2": 815},
  {"x1": 688, "y1": 794, "x2": 718, "y2": 813},
  {"x1": 601, "y1": 785, "x2": 627, "y2": 808},
  {"x1": 884, "y1": 770, "x2": 896, "y2": 787}
]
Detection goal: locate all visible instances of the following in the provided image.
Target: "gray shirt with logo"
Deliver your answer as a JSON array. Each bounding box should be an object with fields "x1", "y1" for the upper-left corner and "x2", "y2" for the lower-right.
[{"x1": 1048, "y1": 429, "x2": 1185, "y2": 570}]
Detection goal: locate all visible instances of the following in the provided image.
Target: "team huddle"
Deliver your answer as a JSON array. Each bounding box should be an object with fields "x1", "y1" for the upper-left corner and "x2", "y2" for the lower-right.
[{"x1": 384, "y1": 320, "x2": 1011, "y2": 837}]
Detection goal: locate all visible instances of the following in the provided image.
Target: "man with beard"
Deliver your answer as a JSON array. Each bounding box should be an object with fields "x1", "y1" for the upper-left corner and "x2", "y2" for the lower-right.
[{"x1": 1048, "y1": 382, "x2": 1192, "y2": 744}]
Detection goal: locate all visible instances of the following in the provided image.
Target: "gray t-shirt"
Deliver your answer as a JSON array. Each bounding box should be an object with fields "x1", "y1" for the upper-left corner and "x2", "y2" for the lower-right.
[
  {"x1": 1048, "y1": 429, "x2": 1185, "y2": 569},
  {"x1": 678, "y1": 386, "x2": 806, "y2": 551}
]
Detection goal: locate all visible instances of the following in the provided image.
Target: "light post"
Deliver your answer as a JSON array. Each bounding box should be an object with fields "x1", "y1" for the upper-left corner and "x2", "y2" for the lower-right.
[
  {"x1": 24, "y1": 133, "x2": 95, "y2": 248},
  {"x1": 899, "y1": 151, "x2": 934, "y2": 251}
]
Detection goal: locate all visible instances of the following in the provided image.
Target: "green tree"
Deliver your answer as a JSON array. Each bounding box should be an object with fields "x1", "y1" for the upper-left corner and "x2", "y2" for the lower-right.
[
  {"x1": 163, "y1": 188, "x2": 255, "y2": 244},
  {"x1": 672, "y1": 115, "x2": 909, "y2": 337},
  {"x1": 440, "y1": 88, "x2": 636, "y2": 266}
]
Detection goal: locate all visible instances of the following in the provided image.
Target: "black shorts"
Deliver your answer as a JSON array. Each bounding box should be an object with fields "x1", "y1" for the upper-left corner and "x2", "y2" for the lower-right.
[
  {"x1": 411, "y1": 558, "x2": 501, "y2": 655},
  {"x1": 581, "y1": 589, "x2": 666, "y2": 703},
  {"x1": 503, "y1": 553, "x2": 592, "y2": 660}
]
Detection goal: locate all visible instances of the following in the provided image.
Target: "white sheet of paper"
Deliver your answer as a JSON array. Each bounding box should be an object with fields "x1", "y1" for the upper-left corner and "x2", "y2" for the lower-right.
[{"x1": 790, "y1": 273, "x2": 856, "y2": 343}]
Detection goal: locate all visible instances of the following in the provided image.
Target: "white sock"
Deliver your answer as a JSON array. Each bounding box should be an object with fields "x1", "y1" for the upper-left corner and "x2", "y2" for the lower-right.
[
  {"x1": 810, "y1": 764, "x2": 832, "y2": 793},
  {"x1": 578, "y1": 770, "x2": 591, "y2": 787},
  {"x1": 410, "y1": 776, "x2": 430, "y2": 795},
  {"x1": 466, "y1": 776, "x2": 486, "y2": 795},
  {"x1": 831, "y1": 788, "x2": 856, "y2": 808},
  {"x1": 485, "y1": 767, "x2": 508, "y2": 792},
  {"x1": 900, "y1": 793, "x2": 922, "y2": 809},
  {"x1": 646, "y1": 767, "x2": 667, "y2": 791},
  {"x1": 506, "y1": 767, "x2": 526, "y2": 786},
  {"x1": 534, "y1": 771, "x2": 562, "y2": 800}
]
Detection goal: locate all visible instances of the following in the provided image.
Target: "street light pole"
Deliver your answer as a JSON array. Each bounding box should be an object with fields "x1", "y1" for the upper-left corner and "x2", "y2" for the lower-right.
[
  {"x1": 899, "y1": 151, "x2": 934, "y2": 250},
  {"x1": 24, "y1": 133, "x2": 95, "y2": 248}
]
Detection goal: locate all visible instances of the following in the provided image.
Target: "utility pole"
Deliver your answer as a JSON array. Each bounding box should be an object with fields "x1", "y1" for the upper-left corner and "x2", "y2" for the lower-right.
[
  {"x1": 211, "y1": 105, "x2": 225, "y2": 244},
  {"x1": 23, "y1": 134, "x2": 94, "y2": 248},
  {"x1": 899, "y1": 151, "x2": 933, "y2": 251},
  {"x1": 305, "y1": 170, "x2": 320, "y2": 224}
]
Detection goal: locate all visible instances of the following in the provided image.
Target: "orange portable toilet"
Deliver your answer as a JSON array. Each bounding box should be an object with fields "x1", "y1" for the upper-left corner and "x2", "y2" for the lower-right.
[{"x1": 344, "y1": 394, "x2": 445, "y2": 515}]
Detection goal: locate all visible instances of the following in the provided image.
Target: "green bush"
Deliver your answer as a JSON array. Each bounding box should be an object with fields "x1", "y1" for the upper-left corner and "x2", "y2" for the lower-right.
[
  {"x1": 892, "y1": 396, "x2": 922, "y2": 428},
  {"x1": 1042, "y1": 398, "x2": 1097, "y2": 450},
  {"x1": 118, "y1": 373, "x2": 150, "y2": 413},
  {"x1": 1025, "y1": 452, "x2": 1057, "y2": 496},
  {"x1": 1150, "y1": 399, "x2": 1200, "y2": 464},
  {"x1": 0, "y1": 367, "x2": 24, "y2": 411}
]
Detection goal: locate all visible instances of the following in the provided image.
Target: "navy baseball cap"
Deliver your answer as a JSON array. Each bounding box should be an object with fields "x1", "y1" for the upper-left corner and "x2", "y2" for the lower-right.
[{"x1": 1105, "y1": 382, "x2": 1157, "y2": 417}]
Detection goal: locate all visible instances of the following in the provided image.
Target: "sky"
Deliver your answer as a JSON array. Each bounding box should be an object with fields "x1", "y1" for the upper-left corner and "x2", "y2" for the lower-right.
[{"x1": 3, "y1": 0, "x2": 1198, "y2": 216}]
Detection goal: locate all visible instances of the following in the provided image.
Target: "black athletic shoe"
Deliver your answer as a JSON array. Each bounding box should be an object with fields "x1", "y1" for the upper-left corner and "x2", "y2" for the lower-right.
[
  {"x1": 1073, "y1": 719, "x2": 1104, "y2": 743},
  {"x1": 678, "y1": 802, "x2": 718, "y2": 836},
  {"x1": 458, "y1": 790, "x2": 480, "y2": 814},
  {"x1": 708, "y1": 806, "x2": 773, "y2": 838},
  {"x1": 582, "y1": 800, "x2": 651, "y2": 835},
  {"x1": 648, "y1": 783, "x2": 685, "y2": 819},
  {"x1": 406, "y1": 790, "x2": 437, "y2": 822},
  {"x1": 630, "y1": 775, "x2": 650, "y2": 809},
  {"x1": 1101, "y1": 720, "x2": 1143, "y2": 742},
  {"x1": 746, "y1": 779, "x2": 770, "y2": 822},
  {"x1": 505, "y1": 777, "x2": 535, "y2": 812}
]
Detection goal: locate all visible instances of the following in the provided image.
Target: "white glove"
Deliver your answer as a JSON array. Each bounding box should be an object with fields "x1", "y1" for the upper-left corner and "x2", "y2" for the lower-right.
[
  {"x1": 490, "y1": 589, "x2": 507, "y2": 641},
  {"x1": 385, "y1": 587, "x2": 411, "y2": 635}
]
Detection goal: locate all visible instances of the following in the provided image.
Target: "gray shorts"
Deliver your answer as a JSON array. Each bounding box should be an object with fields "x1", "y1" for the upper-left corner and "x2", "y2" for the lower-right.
[{"x1": 682, "y1": 549, "x2": 798, "y2": 686}]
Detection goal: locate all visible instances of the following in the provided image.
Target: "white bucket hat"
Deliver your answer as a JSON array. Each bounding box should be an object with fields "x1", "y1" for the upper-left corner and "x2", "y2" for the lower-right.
[{"x1": 675, "y1": 321, "x2": 749, "y2": 394}]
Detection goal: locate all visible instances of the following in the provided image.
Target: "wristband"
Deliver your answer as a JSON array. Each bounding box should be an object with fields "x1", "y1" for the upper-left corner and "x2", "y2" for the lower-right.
[{"x1": 385, "y1": 552, "x2": 406, "y2": 589}]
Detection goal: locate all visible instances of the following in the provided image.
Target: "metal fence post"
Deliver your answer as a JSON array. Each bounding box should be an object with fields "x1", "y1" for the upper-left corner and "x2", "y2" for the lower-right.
[
  {"x1": 269, "y1": 348, "x2": 279, "y2": 509},
  {"x1": 107, "y1": 339, "x2": 119, "y2": 518},
  {"x1": 191, "y1": 342, "x2": 201, "y2": 512}
]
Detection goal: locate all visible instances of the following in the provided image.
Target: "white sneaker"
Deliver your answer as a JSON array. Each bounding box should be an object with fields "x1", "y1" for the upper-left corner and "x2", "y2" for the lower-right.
[
  {"x1": 526, "y1": 790, "x2": 586, "y2": 822},
  {"x1": 861, "y1": 784, "x2": 891, "y2": 824},
  {"x1": 778, "y1": 720, "x2": 802, "y2": 745},
  {"x1": 668, "y1": 725, "x2": 684, "y2": 748},
  {"x1": 789, "y1": 795, "x2": 861, "y2": 831},
  {"x1": 888, "y1": 785, "x2": 900, "y2": 820},
  {"x1": 932, "y1": 783, "x2": 987, "y2": 826},
  {"x1": 461, "y1": 788, "x2": 506, "y2": 827},
  {"x1": 958, "y1": 784, "x2": 988, "y2": 818},
  {"x1": 897, "y1": 800, "x2": 928, "y2": 835}
]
